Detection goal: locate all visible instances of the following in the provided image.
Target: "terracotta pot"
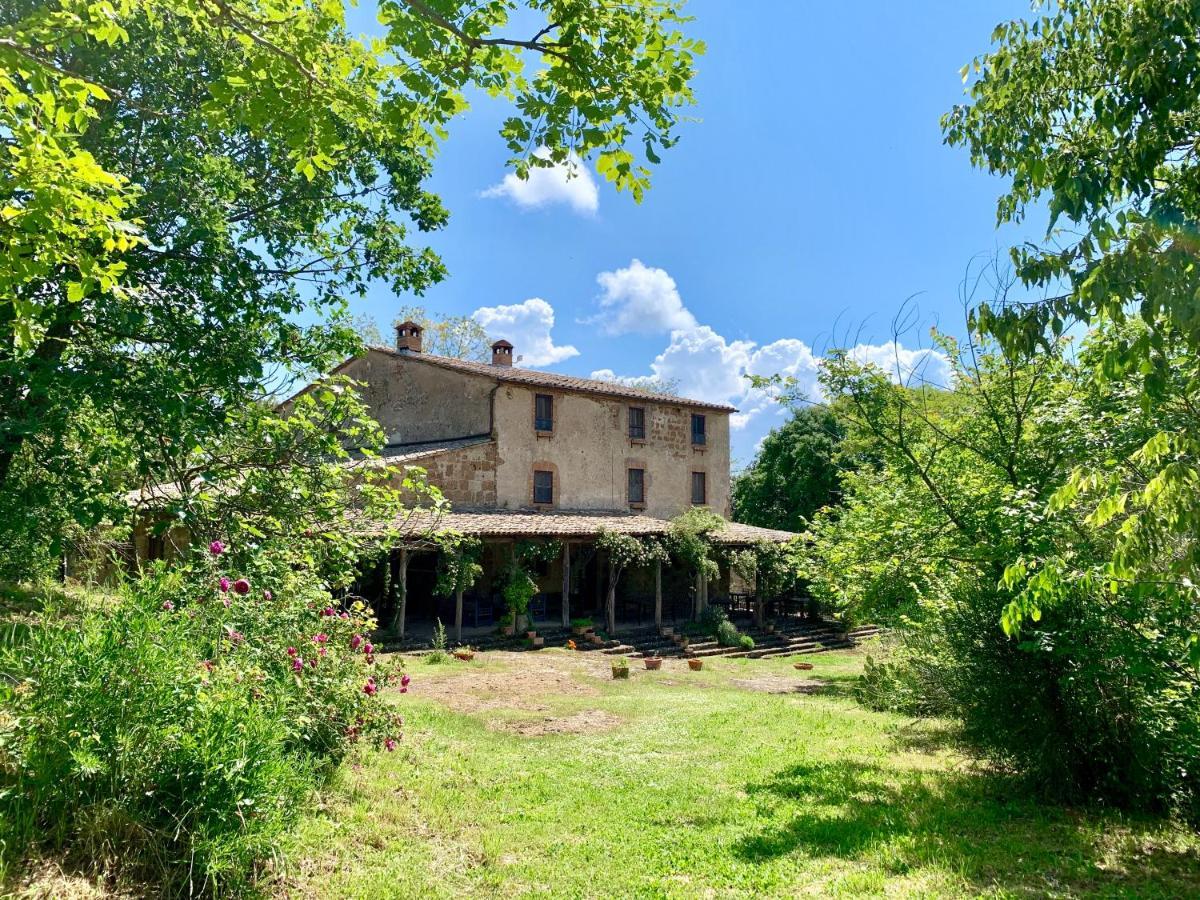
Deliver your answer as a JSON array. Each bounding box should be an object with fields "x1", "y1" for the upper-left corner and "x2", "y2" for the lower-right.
[
  {"x1": 571, "y1": 626, "x2": 587, "y2": 635},
  {"x1": 643, "y1": 657, "x2": 663, "y2": 670},
  {"x1": 793, "y1": 662, "x2": 814, "y2": 671},
  {"x1": 526, "y1": 630, "x2": 538, "y2": 640},
  {"x1": 501, "y1": 625, "x2": 514, "y2": 636},
  {"x1": 688, "y1": 658, "x2": 703, "y2": 671},
  {"x1": 611, "y1": 665, "x2": 630, "y2": 680},
  {"x1": 454, "y1": 651, "x2": 475, "y2": 662},
  {"x1": 589, "y1": 634, "x2": 604, "y2": 645}
]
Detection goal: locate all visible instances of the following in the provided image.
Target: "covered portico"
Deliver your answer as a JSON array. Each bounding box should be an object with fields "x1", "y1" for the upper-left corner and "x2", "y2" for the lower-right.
[{"x1": 353, "y1": 509, "x2": 798, "y2": 643}]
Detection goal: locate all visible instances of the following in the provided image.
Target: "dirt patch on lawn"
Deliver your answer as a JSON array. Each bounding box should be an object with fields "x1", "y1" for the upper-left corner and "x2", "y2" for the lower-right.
[
  {"x1": 407, "y1": 651, "x2": 606, "y2": 715},
  {"x1": 731, "y1": 675, "x2": 832, "y2": 695},
  {"x1": 493, "y1": 708, "x2": 623, "y2": 737}
]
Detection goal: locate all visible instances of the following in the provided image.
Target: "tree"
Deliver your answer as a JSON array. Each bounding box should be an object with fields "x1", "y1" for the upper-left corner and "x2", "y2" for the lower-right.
[
  {"x1": 393, "y1": 306, "x2": 492, "y2": 362},
  {"x1": 595, "y1": 530, "x2": 666, "y2": 634},
  {"x1": 433, "y1": 531, "x2": 483, "y2": 642},
  {"x1": 732, "y1": 406, "x2": 845, "y2": 532},
  {"x1": 948, "y1": 1, "x2": 1200, "y2": 670},
  {"x1": 804, "y1": 326, "x2": 1200, "y2": 820},
  {"x1": 0, "y1": 0, "x2": 703, "y2": 574},
  {"x1": 945, "y1": 0, "x2": 1200, "y2": 361}
]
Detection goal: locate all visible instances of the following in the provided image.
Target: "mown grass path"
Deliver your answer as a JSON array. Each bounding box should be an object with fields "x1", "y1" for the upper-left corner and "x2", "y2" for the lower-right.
[{"x1": 286, "y1": 648, "x2": 1200, "y2": 898}]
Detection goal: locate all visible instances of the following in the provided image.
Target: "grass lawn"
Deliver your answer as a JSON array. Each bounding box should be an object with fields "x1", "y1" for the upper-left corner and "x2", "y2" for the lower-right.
[{"x1": 283, "y1": 646, "x2": 1200, "y2": 898}]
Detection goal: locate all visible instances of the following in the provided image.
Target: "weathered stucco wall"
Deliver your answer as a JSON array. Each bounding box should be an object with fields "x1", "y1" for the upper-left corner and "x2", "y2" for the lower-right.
[
  {"x1": 492, "y1": 384, "x2": 731, "y2": 518},
  {"x1": 343, "y1": 350, "x2": 494, "y2": 445}
]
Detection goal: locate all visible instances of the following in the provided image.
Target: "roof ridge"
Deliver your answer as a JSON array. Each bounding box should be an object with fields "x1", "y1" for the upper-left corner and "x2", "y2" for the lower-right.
[{"x1": 365, "y1": 345, "x2": 737, "y2": 412}]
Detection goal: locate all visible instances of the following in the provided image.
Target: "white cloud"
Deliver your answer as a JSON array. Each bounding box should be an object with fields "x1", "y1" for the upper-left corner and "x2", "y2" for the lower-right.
[
  {"x1": 847, "y1": 341, "x2": 953, "y2": 388},
  {"x1": 472, "y1": 298, "x2": 579, "y2": 367},
  {"x1": 480, "y1": 150, "x2": 599, "y2": 215},
  {"x1": 590, "y1": 259, "x2": 698, "y2": 335}
]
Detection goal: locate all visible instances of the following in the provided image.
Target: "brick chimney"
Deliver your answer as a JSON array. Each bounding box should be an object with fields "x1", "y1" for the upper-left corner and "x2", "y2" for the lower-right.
[
  {"x1": 395, "y1": 320, "x2": 423, "y2": 353},
  {"x1": 491, "y1": 339, "x2": 513, "y2": 367}
]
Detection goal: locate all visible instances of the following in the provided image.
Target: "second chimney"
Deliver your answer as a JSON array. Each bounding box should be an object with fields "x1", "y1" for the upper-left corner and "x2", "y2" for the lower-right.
[
  {"x1": 491, "y1": 339, "x2": 513, "y2": 367},
  {"x1": 395, "y1": 320, "x2": 423, "y2": 353}
]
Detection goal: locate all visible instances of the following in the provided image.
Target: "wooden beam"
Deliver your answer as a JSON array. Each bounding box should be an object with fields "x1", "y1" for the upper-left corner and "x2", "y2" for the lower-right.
[
  {"x1": 392, "y1": 546, "x2": 409, "y2": 638},
  {"x1": 654, "y1": 559, "x2": 663, "y2": 629},
  {"x1": 560, "y1": 541, "x2": 571, "y2": 629}
]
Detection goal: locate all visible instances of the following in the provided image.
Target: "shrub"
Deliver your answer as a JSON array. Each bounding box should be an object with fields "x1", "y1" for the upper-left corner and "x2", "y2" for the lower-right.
[
  {"x1": 738, "y1": 634, "x2": 755, "y2": 650},
  {"x1": 0, "y1": 551, "x2": 406, "y2": 894}
]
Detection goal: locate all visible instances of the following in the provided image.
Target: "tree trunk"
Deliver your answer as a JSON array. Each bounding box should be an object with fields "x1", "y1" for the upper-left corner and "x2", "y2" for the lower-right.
[
  {"x1": 606, "y1": 562, "x2": 617, "y2": 634},
  {"x1": 561, "y1": 542, "x2": 571, "y2": 628},
  {"x1": 694, "y1": 572, "x2": 702, "y2": 620},
  {"x1": 392, "y1": 547, "x2": 409, "y2": 637},
  {"x1": 654, "y1": 559, "x2": 663, "y2": 628}
]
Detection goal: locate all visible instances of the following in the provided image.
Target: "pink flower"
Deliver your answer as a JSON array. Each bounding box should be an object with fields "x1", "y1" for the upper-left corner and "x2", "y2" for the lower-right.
[
  {"x1": 313, "y1": 633, "x2": 328, "y2": 644},
  {"x1": 262, "y1": 590, "x2": 272, "y2": 601},
  {"x1": 292, "y1": 657, "x2": 304, "y2": 673},
  {"x1": 225, "y1": 627, "x2": 244, "y2": 644},
  {"x1": 363, "y1": 642, "x2": 374, "y2": 656},
  {"x1": 161, "y1": 600, "x2": 174, "y2": 612},
  {"x1": 233, "y1": 578, "x2": 250, "y2": 595},
  {"x1": 320, "y1": 607, "x2": 334, "y2": 617},
  {"x1": 339, "y1": 611, "x2": 350, "y2": 620},
  {"x1": 399, "y1": 685, "x2": 408, "y2": 694},
  {"x1": 384, "y1": 738, "x2": 397, "y2": 752},
  {"x1": 219, "y1": 577, "x2": 230, "y2": 593},
  {"x1": 350, "y1": 634, "x2": 363, "y2": 651},
  {"x1": 366, "y1": 654, "x2": 374, "y2": 665},
  {"x1": 362, "y1": 678, "x2": 377, "y2": 696},
  {"x1": 400, "y1": 674, "x2": 411, "y2": 688},
  {"x1": 209, "y1": 540, "x2": 225, "y2": 556},
  {"x1": 286, "y1": 647, "x2": 298, "y2": 657}
]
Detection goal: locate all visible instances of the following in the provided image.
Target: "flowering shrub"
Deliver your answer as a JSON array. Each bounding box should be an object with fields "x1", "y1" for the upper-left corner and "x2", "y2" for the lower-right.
[{"x1": 0, "y1": 547, "x2": 406, "y2": 893}]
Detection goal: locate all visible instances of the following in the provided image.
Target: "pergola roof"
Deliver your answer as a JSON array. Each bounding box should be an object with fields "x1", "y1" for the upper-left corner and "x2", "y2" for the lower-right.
[{"x1": 379, "y1": 507, "x2": 798, "y2": 545}]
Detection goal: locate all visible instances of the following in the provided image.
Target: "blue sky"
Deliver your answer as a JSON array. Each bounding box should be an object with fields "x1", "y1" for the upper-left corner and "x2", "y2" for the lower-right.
[{"x1": 346, "y1": 1, "x2": 1041, "y2": 467}]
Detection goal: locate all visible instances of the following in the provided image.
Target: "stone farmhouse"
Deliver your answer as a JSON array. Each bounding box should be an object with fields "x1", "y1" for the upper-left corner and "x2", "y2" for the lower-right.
[{"x1": 319, "y1": 321, "x2": 797, "y2": 640}]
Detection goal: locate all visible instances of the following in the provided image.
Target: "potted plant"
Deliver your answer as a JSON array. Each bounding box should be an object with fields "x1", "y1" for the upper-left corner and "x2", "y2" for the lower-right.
[
  {"x1": 678, "y1": 635, "x2": 690, "y2": 650},
  {"x1": 643, "y1": 653, "x2": 663, "y2": 671},
  {"x1": 453, "y1": 645, "x2": 475, "y2": 662},
  {"x1": 498, "y1": 613, "x2": 514, "y2": 637},
  {"x1": 570, "y1": 617, "x2": 594, "y2": 636},
  {"x1": 611, "y1": 658, "x2": 630, "y2": 679},
  {"x1": 688, "y1": 658, "x2": 704, "y2": 671},
  {"x1": 526, "y1": 629, "x2": 538, "y2": 641}
]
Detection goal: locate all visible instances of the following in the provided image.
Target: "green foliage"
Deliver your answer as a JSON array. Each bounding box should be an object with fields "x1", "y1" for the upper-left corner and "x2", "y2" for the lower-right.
[
  {"x1": 732, "y1": 406, "x2": 846, "y2": 532},
  {"x1": 433, "y1": 533, "x2": 484, "y2": 599},
  {"x1": 803, "y1": 326, "x2": 1200, "y2": 820},
  {"x1": 714, "y1": 619, "x2": 739, "y2": 648},
  {"x1": 0, "y1": 0, "x2": 701, "y2": 575},
  {"x1": 426, "y1": 617, "x2": 450, "y2": 664},
  {"x1": 666, "y1": 508, "x2": 723, "y2": 581},
  {"x1": 0, "y1": 552, "x2": 404, "y2": 893},
  {"x1": 945, "y1": 0, "x2": 1200, "y2": 363}
]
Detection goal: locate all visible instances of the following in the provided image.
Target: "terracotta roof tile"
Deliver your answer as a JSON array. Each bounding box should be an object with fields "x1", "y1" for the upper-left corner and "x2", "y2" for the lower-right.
[
  {"x1": 374, "y1": 507, "x2": 796, "y2": 544},
  {"x1": 366, "y1": 345, "x2": 737, "y2": 412}
]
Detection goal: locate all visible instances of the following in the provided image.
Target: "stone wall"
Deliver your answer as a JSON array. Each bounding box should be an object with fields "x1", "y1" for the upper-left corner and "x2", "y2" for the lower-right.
[{"x1": 419, "y1": 440, "x2": 498, "y2": 507}]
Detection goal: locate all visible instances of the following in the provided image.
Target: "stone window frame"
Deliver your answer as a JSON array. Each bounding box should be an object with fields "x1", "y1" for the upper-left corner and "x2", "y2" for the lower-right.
[
  {"x1": 690, "y1": 412, "x2": 707, "y2": 448},
  {"x1": 690, "y1": 469, "x2": 707, "y2": 506}
]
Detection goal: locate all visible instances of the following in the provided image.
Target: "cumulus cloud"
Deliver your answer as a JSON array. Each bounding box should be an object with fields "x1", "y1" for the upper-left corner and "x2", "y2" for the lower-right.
[
  {"x1": 590, "y1": 259, "x2": 698, "y2": 335},
  {"x1": 472, "y1": 298, "x2": 579, "y2": 367},
  {"x1": 480, "y1": 151, "x2": 599, "y2": 215}
]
